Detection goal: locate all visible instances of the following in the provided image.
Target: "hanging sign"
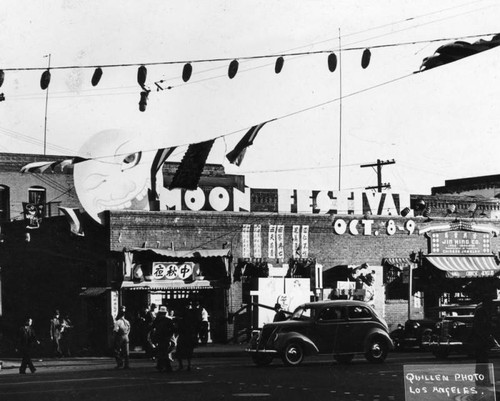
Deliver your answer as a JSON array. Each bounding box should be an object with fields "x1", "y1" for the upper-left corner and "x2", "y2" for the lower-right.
[
  {"x1": 276, "y1": 225, "x2": 285, "y2": 259},
  {"x1": 242, "y1": 224, "x2": 251, "y2": 258},
  {"x1": 253, "y1": 224, "x2": 262, "y2": 258},
  {"x1": 292, "y1": 225, "x2": 300, "y2": 257},
  {"x1": 268, "y1": 225, "x2": 277, "y2": 259},
  {"x1": 301, "y1": 225, "x2": 309, "y2": 258}
]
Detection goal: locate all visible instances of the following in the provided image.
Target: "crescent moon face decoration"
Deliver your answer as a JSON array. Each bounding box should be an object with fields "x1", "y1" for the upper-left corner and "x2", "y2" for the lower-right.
[{"x1": 73, "y1": 129, "x2": 156, "y2": 224}]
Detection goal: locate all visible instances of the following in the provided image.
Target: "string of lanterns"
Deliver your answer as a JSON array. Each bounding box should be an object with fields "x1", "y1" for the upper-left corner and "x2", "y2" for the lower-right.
[{"x1": 0, "y1": 31, "x2": 496, "y2": 110}]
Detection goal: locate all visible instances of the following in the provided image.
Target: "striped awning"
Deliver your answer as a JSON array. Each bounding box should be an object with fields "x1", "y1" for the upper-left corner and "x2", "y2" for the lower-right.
[
  {"x1": 383, "y1": 257, "x2": 411, "y2": 269},
  {"x1": 425, "y1": 255, "x2": 500, "y2": 278},
  {"x1": 121, "y1": 279, "x2": 219, "y2": 290}
]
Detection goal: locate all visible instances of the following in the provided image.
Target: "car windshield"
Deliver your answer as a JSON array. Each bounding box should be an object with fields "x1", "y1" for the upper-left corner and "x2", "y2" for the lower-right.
[{"x1": 291, "y1": 306, "x2": 313, "y2": 320}]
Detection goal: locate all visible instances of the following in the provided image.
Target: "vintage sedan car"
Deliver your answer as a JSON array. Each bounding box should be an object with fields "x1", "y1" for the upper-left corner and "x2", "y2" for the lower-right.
[
  {"x1": 390, "y1": 318, "x2": 437, "y2": 350},
  {"x1": 246, "y1": 300, "x2": 394, "y2": 366},
  {"x1": 421, "y1": 304, "x2": 480, "y2": 358}
]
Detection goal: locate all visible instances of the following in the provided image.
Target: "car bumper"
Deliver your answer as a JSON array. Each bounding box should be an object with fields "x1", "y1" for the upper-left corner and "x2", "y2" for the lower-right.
[{"x1": 245, "y1": 348, "x2": 278, "y2": 354}]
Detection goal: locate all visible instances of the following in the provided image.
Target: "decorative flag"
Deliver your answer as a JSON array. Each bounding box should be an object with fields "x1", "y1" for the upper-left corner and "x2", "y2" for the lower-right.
[
  {"x1": 228, "y1": 59, "x2": 239, "y2": 79},
  {"x1": 59, "y1": 206, "x2": 85, "y2": 236},
  {"x1": 149, "y1": 147, "x2": 176, "y2": 207},
  {"x1": 292, "y1": 225, "x2": 301, "y2": 257},
  {"x1": 40, "y1": 70, "x2": 51, "y2": 90},
  {"x1": 301, "y1": 225, "x2": 309, "y2": 258},
  {"x1": 20, "y1": 159, "x2": 75, "y2": 173},
  {"x1": 169, "y1": 140, "x2": 214, "y2": 190},
  {"x1": 226, "y1": 122, "x2": 270, "y2": 166},
  {"x1": 276, "y1": 225, "x2": 285, "y2": 260}
]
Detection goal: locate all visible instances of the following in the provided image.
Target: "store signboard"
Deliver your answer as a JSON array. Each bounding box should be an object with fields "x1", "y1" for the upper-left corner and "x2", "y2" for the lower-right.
[
  {"x1": 152, "y1": 262, "x2": 195, "y2": 280},
  {"x1": 430, "y1": 231, "x2": 491, "y2": 254}
]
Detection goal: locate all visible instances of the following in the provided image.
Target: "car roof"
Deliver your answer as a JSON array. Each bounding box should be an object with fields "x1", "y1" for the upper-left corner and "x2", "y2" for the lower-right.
[{"x1": 299, "y1": 300, "x2": 371, "y2": 309}]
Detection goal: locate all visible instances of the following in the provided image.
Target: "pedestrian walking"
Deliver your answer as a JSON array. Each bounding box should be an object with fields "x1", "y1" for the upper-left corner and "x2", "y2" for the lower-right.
[
  {"x1": 144, "y1": 303, "x2": 157, "y2": 358},
  {"x1": 60, "y1": 314, "x2": 73, "y2": 357},
  {"x1": 113, "y1": 308, "x2": 131, "y2": 369},
  {"x1": 176, "y1": 301, "x2": 198, "y2": 371},
  {"x1": 199, "y1": 305, "x2": 209, "y2": 345},
  {"x1": 149, "y1": 306, "x2": 175, "y2": 372},
  {"x1": 50, "y1": 310, "x2": 63, "y2": 357},
  {"x1": 16, "y1": 317, "x2": 40, "y2": 374}
]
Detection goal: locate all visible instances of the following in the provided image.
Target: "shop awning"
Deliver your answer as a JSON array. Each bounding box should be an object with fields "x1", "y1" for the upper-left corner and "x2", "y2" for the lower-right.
[
  {"x1": 425, "y1": 255, "x2": 500, "y2": 278},
  {"x1": 129, "y1": 248, "x2": 231, "y2": 259},
  {"x1": 383, "y1": 257, "x2": 411, "y2": 269},
  {"x1": 79, "y1": 287, "x2": 109, "y2": 297},
  {"x1": 121, "y1": 279, "x2": 219, "y2": 290}
]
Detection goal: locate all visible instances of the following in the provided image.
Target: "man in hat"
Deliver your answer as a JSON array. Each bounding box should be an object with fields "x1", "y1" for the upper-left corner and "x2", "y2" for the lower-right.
[
  {"x1": 273, "y1": 303, "x2": 287, "y2": 322},
  {"x1": 17, "y1": 317, "x2": 40, "y2": 374},
  {"x1": 150, "y1": 306, "x2": 175, "y2": 372}
]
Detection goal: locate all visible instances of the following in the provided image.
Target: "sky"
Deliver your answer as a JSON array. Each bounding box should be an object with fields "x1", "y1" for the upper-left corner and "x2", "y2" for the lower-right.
[{"x1": 1, "y1": 0, "x2": 500, "y2": 195}]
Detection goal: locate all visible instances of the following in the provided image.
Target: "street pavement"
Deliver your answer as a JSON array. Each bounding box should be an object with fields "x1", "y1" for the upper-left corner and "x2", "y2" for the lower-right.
[{"x1": 0, "y1": 343, "x2": 248, "y2": 375}]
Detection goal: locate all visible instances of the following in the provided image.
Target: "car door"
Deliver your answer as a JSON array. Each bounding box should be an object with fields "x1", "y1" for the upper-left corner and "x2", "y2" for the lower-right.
[
  {"x1": 346, "y1": 305, "x2": 375, "y2": 352},
  {"x1": 313, "y1": 305, "x2": 349, "y2": 353}
]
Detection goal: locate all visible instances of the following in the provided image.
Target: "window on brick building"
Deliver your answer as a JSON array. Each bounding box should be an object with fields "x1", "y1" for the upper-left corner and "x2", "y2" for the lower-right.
[
  {"x1": 28, "y1": 186, "x2": 46, "y2": 205},
  {"x1": 0, "y1": 185, "x2": 10, "y2": 221}
]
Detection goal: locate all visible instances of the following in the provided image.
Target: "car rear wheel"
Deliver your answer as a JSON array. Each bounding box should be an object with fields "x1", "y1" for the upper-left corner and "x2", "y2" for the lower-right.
[
  {"x1": 365, "y1": 337, "x2": 388, "y2": 363},
  {"x1": 334, "y1": 354, "x2": 354, "y2": 364},
  {"x1": 252, "y1": 354, "x2": 273, "y2": 366},
  {"x1": 281, "y1": 342, "x2": 304, "y2": 366}
]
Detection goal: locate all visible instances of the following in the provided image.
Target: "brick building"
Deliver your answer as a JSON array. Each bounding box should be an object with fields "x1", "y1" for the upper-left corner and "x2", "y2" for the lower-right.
[{"x1": 1, "y1": 152, "x2": 500, "y2": 355}]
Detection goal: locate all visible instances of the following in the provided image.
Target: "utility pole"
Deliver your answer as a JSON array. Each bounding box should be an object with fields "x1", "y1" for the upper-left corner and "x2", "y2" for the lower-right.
[
  {"x1": 43, "y1": 54, "x2": 51, "y2": 155},
  {"x1": 360, "y1": 159, "x2": 395, "y2": 192}
]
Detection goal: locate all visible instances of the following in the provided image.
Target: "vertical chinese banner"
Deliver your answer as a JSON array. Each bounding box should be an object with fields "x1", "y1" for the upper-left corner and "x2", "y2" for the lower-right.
[
  {"x1": 253, "y1": 224, "x2": 262, "y2": 258},
  {"x1": 277, "y1": 225, "x2": 285, "y2": 260},
  {"x1": 242, "y1": 224, "x2": 251, "y2": 258},
  {"x1": 292, "y1": 225, "x2": 301, "y2": 258},
  {"x1": 301, "y1": 225, "x2": 309, "y2": 258},
  {"x1": 268, "y1": 225, "x2": 276, "y2": 259}
]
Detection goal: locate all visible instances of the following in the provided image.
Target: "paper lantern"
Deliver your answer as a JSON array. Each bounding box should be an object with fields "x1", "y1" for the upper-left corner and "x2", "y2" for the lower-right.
[
  {"x1": 327, "y1": 53, "x2": 337, "y2": 72},
  {"x1": 228, "y1": 59, "x2": 239, "y2": 79},
  {"x1": 91, "y1": 67, "x2": 103, "y2": 86},
  {"x1": 361, "y1": 48, "x2": 371, "y2": 69},
  {"x1": 275, "y1": 57, "x2": 284, "y2": 74},
  {"x1": 40, "y1": 70, "x2": 51, "y2": 90},
  {"x1": 0, "y1": 70, "x2": 4, "y2": 87},
  {"x1": 139, "y1": 90, "x2": 149, "y2": 112},
  {"x1": 182, "y1": 63, "x2": 193, "y2": 82},
  {"x1": 137, "y1": 65, "x2": 147, "y2": 87}
]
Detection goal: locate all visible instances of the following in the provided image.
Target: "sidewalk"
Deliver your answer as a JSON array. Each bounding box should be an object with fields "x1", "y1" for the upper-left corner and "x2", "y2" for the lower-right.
[{"x1": 0, "y1": 343, "x2": 248, "y2": 373}]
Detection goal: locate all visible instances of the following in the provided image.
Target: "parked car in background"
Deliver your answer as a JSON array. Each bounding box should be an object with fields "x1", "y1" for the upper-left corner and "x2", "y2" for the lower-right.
[
  {"x1": 390, "y1": 318, "x2": 437, "y2": 350},
  {"x1": 421, "y1": 304, "x2": 481, "y2": 358},
  {"x1": 246, "y1": 300, "x2": 394, "y2": 366}
]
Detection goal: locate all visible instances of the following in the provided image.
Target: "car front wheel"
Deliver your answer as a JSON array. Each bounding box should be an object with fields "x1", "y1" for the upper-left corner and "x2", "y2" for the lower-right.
[
  {"x1": 365, "y1": 337, "x2": 388, "y2": 363},
  {"x1": 281, "y1": 342, "x2": 304, "y2": 366}
]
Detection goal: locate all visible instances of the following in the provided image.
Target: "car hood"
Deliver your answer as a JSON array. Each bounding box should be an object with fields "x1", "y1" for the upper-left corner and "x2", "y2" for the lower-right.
[{"x1": 263, "y1": 319, "x2": 311, "y2": 329}]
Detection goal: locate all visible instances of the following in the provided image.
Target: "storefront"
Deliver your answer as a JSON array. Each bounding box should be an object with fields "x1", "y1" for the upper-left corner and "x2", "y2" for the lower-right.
[{"x1": 118, "y1": 247, "x2": 231, "y2": 346}]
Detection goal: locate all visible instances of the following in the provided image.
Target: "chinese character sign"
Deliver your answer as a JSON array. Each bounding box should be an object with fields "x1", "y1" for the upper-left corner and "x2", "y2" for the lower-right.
[
  {"x1": 301, "y1": 225, "x2": 309, "y2": 258},
  {"x1": 242, "y1": 224, "x2": 251, "y2": 258},
  {"x1": 253, "y1": 224, "x2": 262, "y2": 258},
  {"x1": 152, "y1": 262, "x2": 195, "y2": 280},
  {"x1": 268, "y1": 225, "x2": 276, "y2": 259},
  {"x1": 292, "y1": 225, "x2": 301, "y2": 257},
  {"x1": 277, "y1": 225, "x2": 285, "y2": 259}
]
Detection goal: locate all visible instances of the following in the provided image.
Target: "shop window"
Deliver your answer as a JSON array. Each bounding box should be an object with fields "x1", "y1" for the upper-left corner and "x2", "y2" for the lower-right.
[
  {"x1": 28, "y1": 186, "x2": 46, "y2": 205},
  {"x1": 0, "y1": 185, "x2": 10, "y2": 221}
]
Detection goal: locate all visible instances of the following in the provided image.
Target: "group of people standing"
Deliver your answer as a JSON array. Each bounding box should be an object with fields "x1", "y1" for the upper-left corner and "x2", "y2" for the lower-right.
[{"x1": 113, "y1": 300, "x2": 209, "y2": 372}]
